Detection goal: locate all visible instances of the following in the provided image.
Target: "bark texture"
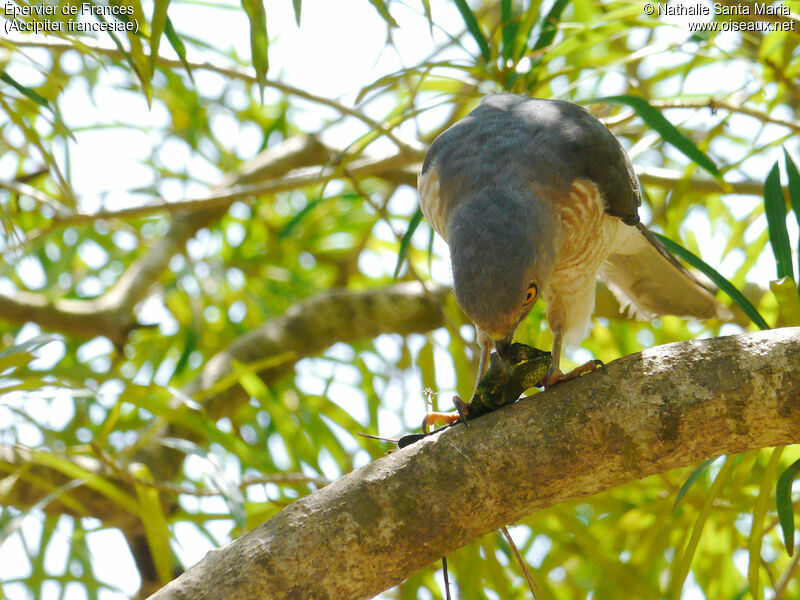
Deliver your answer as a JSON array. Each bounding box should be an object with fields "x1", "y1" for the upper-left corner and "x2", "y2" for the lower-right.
[{"x1": 148, "y1": 327, "x2": 800, "y2": 600}]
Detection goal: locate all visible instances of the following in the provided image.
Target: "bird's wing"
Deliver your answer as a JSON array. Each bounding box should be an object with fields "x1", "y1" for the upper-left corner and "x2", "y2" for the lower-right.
[
  {"x1": 418, "y1": 165, "x2": 448, "y2": 241},
  {"x1": 601, "y1": 221, "x2": 732, "y2": 320},
  {"x1": 419, "y1": 95, "x2": 643, "y2": 234},
  {"x1": 477, "y1": 94, "x2": 642, "y2": 225}
]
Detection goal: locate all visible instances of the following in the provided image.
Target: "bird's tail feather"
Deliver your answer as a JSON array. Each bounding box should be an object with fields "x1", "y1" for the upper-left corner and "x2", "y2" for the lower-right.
[{"x1": 601, "y1": 222, "x2": 733, "y2": 321}]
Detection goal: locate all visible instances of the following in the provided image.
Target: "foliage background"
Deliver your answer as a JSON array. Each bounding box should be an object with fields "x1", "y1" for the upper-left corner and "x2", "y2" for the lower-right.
[{"x1": 1, "y1": 0, "x2": 800, "y2": 598}]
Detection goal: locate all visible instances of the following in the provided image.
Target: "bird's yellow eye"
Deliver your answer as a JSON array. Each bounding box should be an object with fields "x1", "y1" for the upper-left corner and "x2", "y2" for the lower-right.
[{"x1": 523, "y1": 282, "x2": 538, "y2": 307}]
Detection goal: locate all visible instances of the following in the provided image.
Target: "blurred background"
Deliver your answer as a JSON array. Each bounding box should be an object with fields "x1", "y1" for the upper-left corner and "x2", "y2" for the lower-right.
[{"x1": 1, "y1": 0, "x2": 799, "y2": 598}]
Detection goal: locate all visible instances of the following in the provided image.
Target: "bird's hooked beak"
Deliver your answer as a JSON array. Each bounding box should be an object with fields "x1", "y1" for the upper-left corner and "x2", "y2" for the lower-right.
[{"x1": 493, "y1": 334, "x2": 514, "y2": 359}]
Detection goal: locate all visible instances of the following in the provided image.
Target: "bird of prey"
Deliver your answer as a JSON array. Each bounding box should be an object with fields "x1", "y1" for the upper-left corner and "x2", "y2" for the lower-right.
[{"x1": 419, "y1": 94, "x2": 730, "y2": 400}]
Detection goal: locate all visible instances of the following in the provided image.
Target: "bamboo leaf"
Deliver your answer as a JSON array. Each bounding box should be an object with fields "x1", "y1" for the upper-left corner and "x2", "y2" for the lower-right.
[
  {"x1": 784, "y1": 149, "x2": 800, "y2": 220},
  {"x1": 769, "y1": 277, "x2": 800, "y2": 327},
  {"x1": 150, "y1": 0, "x2": 171, "y2": 79},
  {"x1": 367, "y1": 0, "x2": 398, "y2": 27},
  {"x1": 32, "y1": 451, "x2": 142, "y2": 518},
  {"x1": 591, "y1": 95, "x2": 723, "y2": 181},
  {"x1": 531, "y1": 0, "x2": 569, "y2": 52},
  {"x1": 673, "y1": 457, "x2": 713, "y2": 511},
  {"x1": 164, "y1": 17, "x2": 193, "y2": 80},
  {"x1": 749, "y1": 447, "x2": 785, "y2": 597},
  {"x1": 241, "y1": 0, "x2": 269, "y2": 92},
  {"x1": 292, "y1": 0, "x2": 301, "y2": 25},
  {"x1": 0, "y1": 479, "x2": 85, "y2": 545},
  {"x1": 654, "y1": 234, "x2": 769, "y2": 330},
  {"x1": 783, "y1": 149, "x2": 800, "y2": 301},
  {"x1": 421, "y1": 0, "x2": 433, "y2": 34},
  {"x1": 775, "y1": 459, "x2": 800, "y2": 556},
  {"x1": 0, "y1": 334, "x2": 61, "y2": 360},
  {"x1": 764, "y1": 161, "x2": 793, "y2": 280},
  {"x1": 0, "y1": 70, "x2": 51, "y2": 109},
  {"x1": 776, "y1": 457, "x2": 800, "y2": 557},
  {"x1": 453, "y1": 0, "x2": 491, "y2": 62},
  {"x1": 668, "y1": 456, "x2": 734, "y2": 599},
  {"x1": 132, "y1": 464, "x2": 173, "y2": 584},
  {"x1": 501, "y1": 0, "x2": 520, "y2": 62},
  {"x1": 101, "y1": 16, "x2": 154, "y2": 104},
  {"x1": 394, "y1": 207, "x2": 423, "y2": 278}
]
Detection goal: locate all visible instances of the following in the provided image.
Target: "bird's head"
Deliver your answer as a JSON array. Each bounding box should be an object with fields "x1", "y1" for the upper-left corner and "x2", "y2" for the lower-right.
[{"x1": 446, "y1": 189, "x2": 560, "y2": 357}]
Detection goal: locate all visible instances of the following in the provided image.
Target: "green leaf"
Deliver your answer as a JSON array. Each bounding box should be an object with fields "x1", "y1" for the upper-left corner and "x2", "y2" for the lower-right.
[
  {"x1": 150, "y1": 0, "x2": 171, "y2": 79},
  {"x1": 0, "y1": 70, "x2": 51, "y2": 110},
  {"x1": 394, "y1": 207, "x2": 423, "y2": 278},
  {"x1": 673, "y1": 457, "x2": 712, "y2": 511},
  {"x1": 164, "y1": 17, "x2": 193, "y2": 80},
  {"x1": 654, "y1": 234, "x2": 770, "y2": 330},
  {"x1": 421, "y1": 0, "x2": 433, "y2": 33},
  {"x1": 501, "y1": 0, "x2": 520, "y2": 62},
  {"x1": 531, "y1": 0, "x2": 569, "y2": 52},
  {"x1": 0, "y1": 334, "x2": 63, "y2": 374},
  {"x1": 769, "y1": 277, "x2": 800, "y2": 327},
  {"x1": 172, "y1": 325, "x2": 198, "y2": 377},
  {"x1": 367, "y1": 0, "x2": 398, "y2": 27},
  {"x1": 241, "y1": 0, "x2": 269, "y2": 92},
  {"x1": 279, "y1": 196, "x2": 325, "y2": 239},
  {"x1": 292, "y1": 0, "x2": 301, "y2": 25},
  {"x1": 669, "y1": 456, "x2": 735, "y2": 598},
  {"x1": 749, "y1": 447, "x2": 785, "y2": 596},
  {"x1": 591, "y1": 95, "x2": 723, "y2": 181},
  {"x1": 33, "y1": 451, "x2": 143, "y2": 518},
  {"x1": 0, "y1": 479, "x2": 85, "y2": 545},
  {"x1": 100, "y1": 18, "x2": 153, "y2": 103},
  {"x1": 783, "y1": 149, "x2": 800, "y2": 300},
  {"x1": 764, "y1": 161, "x2": 793, "y2": 281},
  {"x1": 784, "y1": 150, "x2": 800, "y2": 220},
  {"x1": 453, "y1": 0, "x2": 491, "y2": 62},
  {"x1": 777, "y1": 457, "x2": 800, "y2": 556},
  {"x1": 132, "y1": 464, "x2": 173, "y2": 584},
  {"x1": 0, "y1": 334, "x2": 61, "y2": 360}
]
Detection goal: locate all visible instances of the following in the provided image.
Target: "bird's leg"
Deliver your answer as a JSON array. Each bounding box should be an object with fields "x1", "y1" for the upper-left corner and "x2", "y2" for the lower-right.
[
  {"x1": 475, "y1": 332, "x2": 493, "y2": 386},
  {"x1": 421, "y1": 396, "x2": 468, "y2": 433},
  {"x1": 544, "y1": 329, "x2": 604, "y2": 387},
  {"x1": 421, "y1": 335, "x2": 491, "y2": 432},
  {"x1": 544, "y1": 330, "x2": 564, "y2": 387}
]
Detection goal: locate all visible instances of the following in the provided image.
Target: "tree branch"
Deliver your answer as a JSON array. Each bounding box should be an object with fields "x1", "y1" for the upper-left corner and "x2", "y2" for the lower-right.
[
  {"x1": 147, "y1": 327, "x2": 800, "y2": 600},
  {"x1": 0, "y1": 134, "x2": 331, "y2": 345},
  {"x1": 187, "y1": 282, "x2": 450, "y2": 417},
  {"x1": 0, "y1": 283, "x2": 451, "y2": 518}
]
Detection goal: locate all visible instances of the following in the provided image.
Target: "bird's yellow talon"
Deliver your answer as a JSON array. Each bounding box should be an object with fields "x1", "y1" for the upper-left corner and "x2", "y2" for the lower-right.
[{"x1": 421, "y1": 411, "x2": 462, "y2": 433}]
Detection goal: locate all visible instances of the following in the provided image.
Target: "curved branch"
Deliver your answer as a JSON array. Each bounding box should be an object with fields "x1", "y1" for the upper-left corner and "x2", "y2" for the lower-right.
[
  {"x1": 188, "y1": 281, "x2": 451, "y2": 417},
  {"x1": 0, "y1": 282, "x2": 451, "y2": 518},
  {"x1": 148, "y1": 327, "x2": 800, "y2": 600}
]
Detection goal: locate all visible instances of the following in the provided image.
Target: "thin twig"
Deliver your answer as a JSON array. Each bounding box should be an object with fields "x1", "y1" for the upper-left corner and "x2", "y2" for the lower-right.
[
  {"x1": 602, "y1": 98, "x2": 800, "y2": 134},
  {"x1": 8, "y1": 38, "x2": 421, "y2": 154},
  {"x1": 501, "y1": 526, "x2": 542, "y2": 600},
  {"x1": 91, "y1": 443, "x2": 329, "y2": 497},
  {"x1": 34, "y1": 151, "x2": 421, "y2": 230},
  {"x1": 442, "y1": 556, "x2": 452, "y2": 600}
]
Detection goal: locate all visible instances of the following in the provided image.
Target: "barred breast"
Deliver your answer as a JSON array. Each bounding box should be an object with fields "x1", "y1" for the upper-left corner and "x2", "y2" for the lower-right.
[{"x1": 544, "y1": 178, "x2": 619, "y2": 344}]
